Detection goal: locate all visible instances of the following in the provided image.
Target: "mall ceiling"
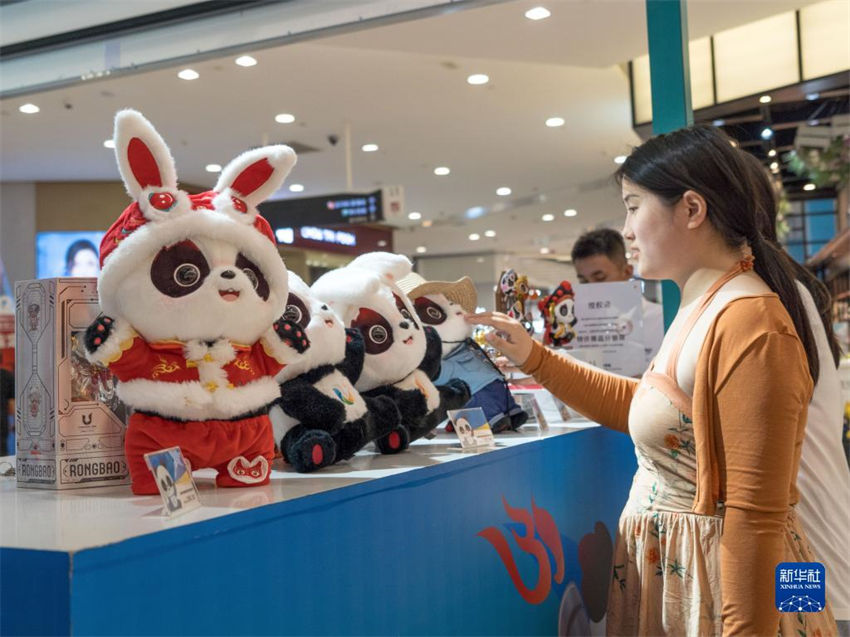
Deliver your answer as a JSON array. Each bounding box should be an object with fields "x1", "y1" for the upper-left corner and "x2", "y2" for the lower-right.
[{"x1": 0, "y1": 0, "x2": 824, "y2": 260}]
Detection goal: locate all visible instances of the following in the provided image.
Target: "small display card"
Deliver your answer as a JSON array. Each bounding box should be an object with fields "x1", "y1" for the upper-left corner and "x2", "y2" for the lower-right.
[
  {"x1": 144, "y1": 446, "x2": 201, "y2": 518},
  {"x1": 513, "y1": 392, "x2": 549, "y2": 431},
  {"x1": 448, "y1": 407, "x2": 495, "y2": 450}
]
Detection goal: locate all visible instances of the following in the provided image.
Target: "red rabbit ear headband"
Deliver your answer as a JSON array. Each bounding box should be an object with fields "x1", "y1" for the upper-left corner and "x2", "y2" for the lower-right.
[{"x1": 98, "y1": 109, "x2": 297, "y2": 320}]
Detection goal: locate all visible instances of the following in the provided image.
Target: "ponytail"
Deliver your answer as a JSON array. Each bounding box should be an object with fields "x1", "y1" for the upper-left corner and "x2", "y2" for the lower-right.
[{"x1": 750, "y1": 236, "x2": 821, "y2": 384}]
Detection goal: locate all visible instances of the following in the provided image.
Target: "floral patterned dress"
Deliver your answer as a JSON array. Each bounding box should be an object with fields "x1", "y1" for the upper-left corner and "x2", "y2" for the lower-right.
[{"x1": 605, "y1": 268, "x2": 836, "y2": 636}]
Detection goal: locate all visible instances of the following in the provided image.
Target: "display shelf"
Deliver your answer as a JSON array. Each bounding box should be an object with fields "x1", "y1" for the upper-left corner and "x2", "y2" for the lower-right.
[{"x1": 1, "y1": 421, "x2": 637, "y2": 637}]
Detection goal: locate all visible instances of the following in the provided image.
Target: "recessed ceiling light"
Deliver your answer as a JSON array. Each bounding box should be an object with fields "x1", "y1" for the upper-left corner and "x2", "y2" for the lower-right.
[
  {"x1": 422, "y1": 220, "x2": 433, "y2": 228},
  {"x1": 769, "y1": 161, "x2": 780, "y2": 171},
  {"x1": 541, "y1": 213, "x2": 555, "y2": 222},
  {"x1": 19, "y1": 103, "x2": 39, "y2": 114},
  {"x1": 408, "y1": 211, "x2": 422, "y2": 220},
  {"x1": 205, "y1": 164, "x2": 222, "y2": 173},
  {"x1": 712, "y1": 119, "x2": 726, "y2": 127},
  {"x1": 803, "y1": 183, "x2": 816, "y2": 191},
  {"x1": 806, "y1": 92, "x2": 820, "y2": 101},
  {"x1": 563, "y1": 209, "x2": 577, "y2": 217},
  {"x1": 469, "y1": 233, "x2": 480, "y2": 241},
  {"x1": 484, "y1": 230, "x2": 496, "y2": 238},
  {"x1": 103, "y1": 139, "x2": 115, "y2": 149},
  {"x1": 361, "y1": 143, "x2": 379, "y2": 152},
  {"x1": 759, "y1": 95, "x2": 772, "y2": 104},
  {"x1": 416, "y1": 246, "x2": 427, "y2": 254},
  {"x1": 177, "y1": 69, "x2": 199, "y2": 80},
  {"x1": 545, "y1": 117, "x2": 565, "y2": 128},
  {"x1": 614, "y1": 155, "x2": 627, "y2": 164},
  {"x1": 377, "y1": 240, "x2": 388, "y2": 247},
  {"x1": 476, "y1": 257, "x2": 485, "y2": 263},
  {"x1": 434, "y1": 166, "x2": 451, "y2": 176},
  {"x1": 540, "y1": 247, "x2": 551, "y2": 254},
  {"x1": 729, "y1": 140, "x2": 739, "y2": 148},
  {"x1": 525, "y1": 6, "x2": 551, "y2": 20},
  {"x1": 760, "y1": 127, "x2": 774, "y2": 140},
  {"x1": 235, "y1": 55, "x2": 257, "y2": 67},
  {"x1": 768, "y1": 149, "x2": 777, "y2": 157},
  {"x1": 275, "y1": 113, "x2": 295, "y2": 124},
  {"x1": 467, "y1": 73, "x2": 489, "y2": 85},
  {"x1": 496, "y1": 187, "x2": 512, "y2": 196},
  {"x1": 289, "y1": 184, "x2": 304, "y2": 193}
]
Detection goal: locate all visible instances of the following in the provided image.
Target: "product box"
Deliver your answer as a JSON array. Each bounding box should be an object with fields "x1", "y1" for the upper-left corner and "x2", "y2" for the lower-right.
[{"x1": 14, "y1": 278, "x2": 130, "y2": 489}]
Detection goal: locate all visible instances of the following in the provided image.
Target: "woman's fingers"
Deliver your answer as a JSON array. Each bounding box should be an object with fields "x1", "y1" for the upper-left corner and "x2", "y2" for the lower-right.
[
  {"x1": 467, "y1": 312, "x2": 520, "y2": 332},
  {"x1": 484, "y1": 330, "x2": 512, "y2": 353}
]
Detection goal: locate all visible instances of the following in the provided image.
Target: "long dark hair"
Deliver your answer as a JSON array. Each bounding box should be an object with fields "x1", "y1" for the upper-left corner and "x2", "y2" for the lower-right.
[
  {"x1": 739, "y1": 149, "x2": 840, "y2": 368},
  {"x1": 615, "y1": 125, "x2": 820, "y2": 384}
]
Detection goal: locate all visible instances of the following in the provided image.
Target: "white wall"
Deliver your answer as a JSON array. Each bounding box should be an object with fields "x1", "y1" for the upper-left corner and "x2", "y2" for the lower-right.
[{"x1": 0, "y1": 183, "x2": 36, "y2": 289}]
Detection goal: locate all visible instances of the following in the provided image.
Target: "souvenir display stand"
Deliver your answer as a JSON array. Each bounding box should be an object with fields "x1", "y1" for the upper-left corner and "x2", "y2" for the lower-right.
[{"x1": 1, "y1": 422, "x2": 636, "y2": 636}]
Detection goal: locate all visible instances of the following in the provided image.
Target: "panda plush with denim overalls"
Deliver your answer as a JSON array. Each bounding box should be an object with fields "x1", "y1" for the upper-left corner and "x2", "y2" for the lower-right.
[{"x1": 398, "y1": 273, "x2": 527, "y2": 433}]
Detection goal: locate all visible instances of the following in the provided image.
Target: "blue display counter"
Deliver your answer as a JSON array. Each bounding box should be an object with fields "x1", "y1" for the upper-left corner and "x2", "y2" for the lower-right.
[{"x1": 0, "y1": 423, "x2": 636, "y2": 636}]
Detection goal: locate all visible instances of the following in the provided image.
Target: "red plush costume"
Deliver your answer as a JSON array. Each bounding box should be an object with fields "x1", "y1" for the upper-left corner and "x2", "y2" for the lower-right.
[
  {"x1": 538, "y1": 281, "x2": 578, "y2": 347},
  {"x1": 86, "y1": 110, "x2": 307, "y2": 494}
]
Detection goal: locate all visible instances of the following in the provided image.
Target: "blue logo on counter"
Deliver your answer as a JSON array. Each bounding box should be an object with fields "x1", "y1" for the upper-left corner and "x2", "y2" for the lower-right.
[{"x1": 776, "y1": 562, "x2": 825, "y2": 612}]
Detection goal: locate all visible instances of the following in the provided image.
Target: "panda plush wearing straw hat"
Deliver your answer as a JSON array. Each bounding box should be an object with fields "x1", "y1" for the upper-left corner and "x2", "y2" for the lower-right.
[
  {"x1": 85, "y1": 109, "x2": 308, "y2": 494},
  {"x1": 312, "y1": 253, "x2": 470, "y2": 452},
  {"x1": 398, "y1": 273, "x2": 527, "y2": 433},
  {"x1": 270, "y1": 272, "x2": 402, "y2": 472}
]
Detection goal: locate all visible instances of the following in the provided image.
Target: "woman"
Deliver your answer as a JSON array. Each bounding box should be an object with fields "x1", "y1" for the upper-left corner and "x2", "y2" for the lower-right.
[
  {"x1": 741, "y1": 149, "x2": 849, "y2": 634},
  {"x1": 469, "y1": 126, "x2": 836, "y2": 636}
]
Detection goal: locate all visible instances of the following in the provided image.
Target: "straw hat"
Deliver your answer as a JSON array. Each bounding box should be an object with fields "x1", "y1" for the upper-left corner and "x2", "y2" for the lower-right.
[{"x1": 397, "y1": 272, "x2": 478, "y2": 313}]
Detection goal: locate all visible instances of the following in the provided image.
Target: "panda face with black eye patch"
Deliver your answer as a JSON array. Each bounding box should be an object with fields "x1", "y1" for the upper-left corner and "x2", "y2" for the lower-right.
[
  {"x1": 554, "y1": 297, "x2": 577, "y2": 328},
  {"x1": 499, "y1": 269, "x2": 517, "y2": 295},
  {"x1": 413, "y1": 293, "x2": 471, "y2": 357},
  {"x1": 276, "y1": 272, "x2": 345, "y2": 383},
  {"x1": 347, "y1": 284, "x2": 426, "y2": 392},
  {"x1": 112, "y1": 236, "x2": 280, "y2": 344}
]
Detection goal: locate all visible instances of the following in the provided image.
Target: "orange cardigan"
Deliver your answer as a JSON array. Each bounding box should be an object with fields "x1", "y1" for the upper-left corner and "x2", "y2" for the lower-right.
[{"x1": 520, "y1": 295, "x2": 813, "y2": 636}]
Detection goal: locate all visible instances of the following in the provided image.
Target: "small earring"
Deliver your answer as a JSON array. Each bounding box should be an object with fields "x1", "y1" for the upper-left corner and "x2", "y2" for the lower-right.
[{"x1": 740, "y1": 244, "x2": 755, "y2": 271}]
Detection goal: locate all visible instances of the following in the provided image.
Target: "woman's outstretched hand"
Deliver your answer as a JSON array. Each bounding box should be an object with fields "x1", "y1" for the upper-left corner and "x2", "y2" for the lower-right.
[{"x1": 465, "y1": 311, "x2": 534, "y2": 368}]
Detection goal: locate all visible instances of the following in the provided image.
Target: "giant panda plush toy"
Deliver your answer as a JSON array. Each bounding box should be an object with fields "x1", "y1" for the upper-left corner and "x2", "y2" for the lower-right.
[
  {"x1": 398, "y1": 273, "x2": 528, "y2": 433},
  {"x1": 312, "y1": 253, "x2": 470, "y2": 452},
  {"x1": 85, "y1": 109, "x2": 308, "y2": 495},
  {"x1": 269, "y1": 272, "x2": 401, "y2": 472}
]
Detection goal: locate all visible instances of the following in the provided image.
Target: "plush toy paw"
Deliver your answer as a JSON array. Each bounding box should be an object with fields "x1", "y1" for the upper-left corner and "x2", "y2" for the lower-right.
[
  {"x1": 285, "y1": 429, "x2": 336, "y2": 473},
  {"x1": 440, "y1": 378, "x2": 472, "y2": 410},
  {"x1": 509, "y1": 409, "x2": 529, "y2": 430},
  {"x1": 273, "y1": 318, "x2": 310, "y2": 354},
  {"x1": 375, "y1": 425, "x2": 410, "y2": 455},
  {"x1": 84, "y1": 315, "x2": 115, "y2": 353}
]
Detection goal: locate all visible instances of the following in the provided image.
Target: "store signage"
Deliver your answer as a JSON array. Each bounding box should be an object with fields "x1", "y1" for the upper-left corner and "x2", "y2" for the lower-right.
[
  {"x1": 260, "y1": 186, "x2": 404, "y2": 227},
  {"x1": 276, "y1": 226, "x2": 357, "y2": 247}
]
